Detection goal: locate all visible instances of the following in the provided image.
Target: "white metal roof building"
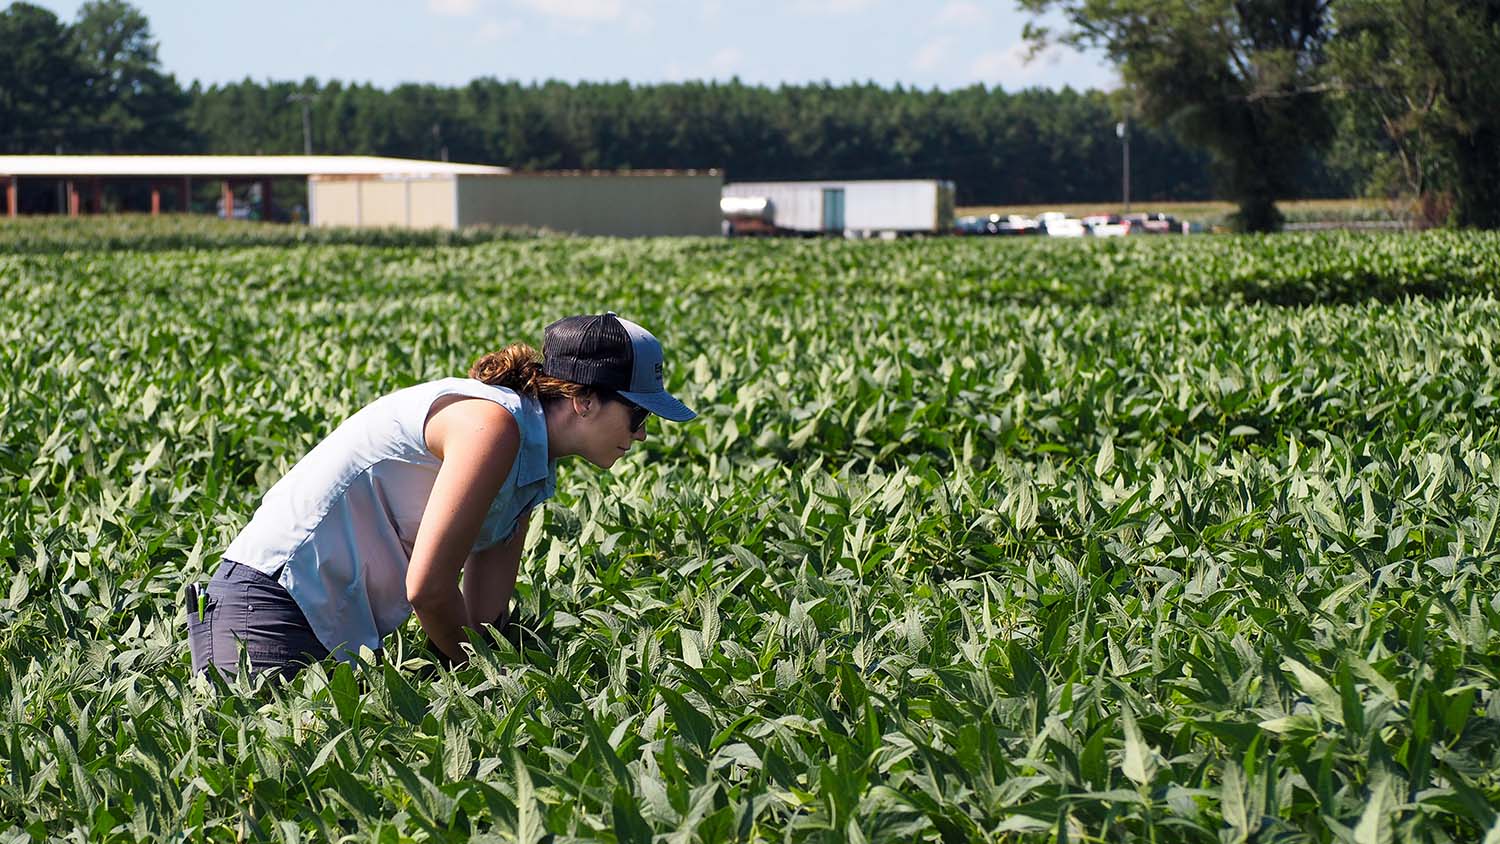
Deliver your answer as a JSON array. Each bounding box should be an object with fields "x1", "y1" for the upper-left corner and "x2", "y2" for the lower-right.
[
  {"x1": 0, "y1": 155, "x2": 508, "y2": 178},
  {"x1": 0, "y1": 155, "x2": 507, "y2": 220},
  {"x1": 1, "y1": 155, "x2": 722, "y2": 236}
]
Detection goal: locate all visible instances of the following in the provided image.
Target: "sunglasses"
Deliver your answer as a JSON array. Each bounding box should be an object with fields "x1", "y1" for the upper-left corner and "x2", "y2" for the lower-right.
[{"x1": 608, "y1": 392, "x2": 651, "y2": 433}]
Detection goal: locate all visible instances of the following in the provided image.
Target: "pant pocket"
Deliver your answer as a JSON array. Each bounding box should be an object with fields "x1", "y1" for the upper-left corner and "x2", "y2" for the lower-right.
[
  {"x1": 185, "y1": 593, "x2": 219, "y2": 674},
  {"x1": 243, "y1": 583, "x2": 328, "y2": 678},
  {"x1": 200, "y1": 578, "x2": 254, "y2": 677}
]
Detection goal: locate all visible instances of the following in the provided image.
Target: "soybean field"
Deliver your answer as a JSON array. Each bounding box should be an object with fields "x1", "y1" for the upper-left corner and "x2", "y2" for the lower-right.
[{"x1": 4, "y1": 223, "x2": 1500, "y2": 842}]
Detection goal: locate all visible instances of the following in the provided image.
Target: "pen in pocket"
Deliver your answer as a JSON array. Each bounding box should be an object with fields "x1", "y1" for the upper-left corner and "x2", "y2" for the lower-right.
[{"x1": 184, "y1": 583, "x2": 207, "y2": 622}]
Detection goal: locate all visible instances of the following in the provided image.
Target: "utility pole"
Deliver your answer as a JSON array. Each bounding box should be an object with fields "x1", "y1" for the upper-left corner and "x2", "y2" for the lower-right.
[
  {"x1": 55, "y1": 144, "x2": 65, "y2": 213},
  {"x1": 1116, "y1": 113, "x2": 1131, "y2": 213},
  {"x1": 287, "y1": 94, "x2": 315, "y2": 155}
]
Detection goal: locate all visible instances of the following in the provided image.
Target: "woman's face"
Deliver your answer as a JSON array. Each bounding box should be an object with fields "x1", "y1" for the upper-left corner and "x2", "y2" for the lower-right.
[{"x1": 574, "y1": 393, "x2": 648, "y2": 469}]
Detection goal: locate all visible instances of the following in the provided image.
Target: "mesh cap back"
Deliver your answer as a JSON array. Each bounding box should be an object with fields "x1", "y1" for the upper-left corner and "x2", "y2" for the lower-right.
[{"x1": 541, "y1": 313, "x2": 634, "y2": 390}]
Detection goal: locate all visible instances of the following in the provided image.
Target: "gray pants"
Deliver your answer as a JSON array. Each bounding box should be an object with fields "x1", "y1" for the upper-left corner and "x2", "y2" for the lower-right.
[{"x1": 185, "y1": 560, "x2": 329, "y2": 680}]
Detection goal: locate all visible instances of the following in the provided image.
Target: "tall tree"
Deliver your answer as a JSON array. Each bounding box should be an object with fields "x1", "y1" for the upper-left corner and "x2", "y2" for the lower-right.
[
  {"x1": 1329, "y1": 0, "x2": 1500, "y2": 229},
  {"x1": 0, "y1": 3, "x2": 90, "y2": 153},
  {"x1": 70, "y1": 0, "x2": 191, "y2": 152},
  {"x1": 1019, "y1": 0, "x2": 1336, "y2": 231}
]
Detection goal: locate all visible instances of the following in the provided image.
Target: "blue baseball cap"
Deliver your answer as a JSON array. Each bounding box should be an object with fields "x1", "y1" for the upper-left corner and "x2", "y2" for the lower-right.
[{"x1": 541, "y1": 312, "x2": 697, "y2": 422}]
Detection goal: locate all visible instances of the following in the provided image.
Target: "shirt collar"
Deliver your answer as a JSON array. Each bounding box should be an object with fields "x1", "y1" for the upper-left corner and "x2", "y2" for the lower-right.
[{"x1": 514, "y1": 395, "x2": 553, "y2": 488}]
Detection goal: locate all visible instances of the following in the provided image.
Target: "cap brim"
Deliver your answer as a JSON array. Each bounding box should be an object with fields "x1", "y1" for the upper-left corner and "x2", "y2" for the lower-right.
[{"x1": 619, "y1": 388, "x2": 696, "y2": 422}]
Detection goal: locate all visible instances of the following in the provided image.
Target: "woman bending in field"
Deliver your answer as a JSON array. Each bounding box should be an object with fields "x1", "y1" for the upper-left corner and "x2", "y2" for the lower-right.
[{"x1": 186, "y1": 313, "x2": 695, "y2": 679}]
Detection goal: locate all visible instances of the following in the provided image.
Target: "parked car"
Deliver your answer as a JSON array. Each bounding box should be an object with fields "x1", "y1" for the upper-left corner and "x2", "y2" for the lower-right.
[
  {"x1": 995, "y1": 214, "x2": 1041, "y2": 235},
  {"x1": 1084, "y1": 214, "x2": 1138, "y2": 237},
  {"x1": 954, "y1": 214, "x2": 988, "y2": 235},
  {"x1": 1115, "y1": 212, "x2": 1182, "y2": 234},
  {"x1": 1040, "y1": 212, "x2": 1089, "y2": 237},
  {"x1": 953, "y1": 213, "x2": 1042, "y2": 236},
  {"x1": 1137, "y1": 212, "x2": 1182, "y2": 234}
]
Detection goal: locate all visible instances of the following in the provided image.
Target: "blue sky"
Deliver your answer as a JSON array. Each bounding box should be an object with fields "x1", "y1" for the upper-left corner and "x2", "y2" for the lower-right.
[{"x1": 35, "y1": 0, "x2": 1117, "y2": 91}]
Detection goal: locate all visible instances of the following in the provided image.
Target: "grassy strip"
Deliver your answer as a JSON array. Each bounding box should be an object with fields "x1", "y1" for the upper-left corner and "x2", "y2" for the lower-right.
[{"x1": 0, "y1": 213, "x2": 550, "y2": 253}]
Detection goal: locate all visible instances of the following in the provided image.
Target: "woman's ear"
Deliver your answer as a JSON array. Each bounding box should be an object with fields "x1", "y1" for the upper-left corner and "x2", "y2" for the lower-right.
[{"x1": 571, "y1": 393, "x2": 594, "y2": 419}]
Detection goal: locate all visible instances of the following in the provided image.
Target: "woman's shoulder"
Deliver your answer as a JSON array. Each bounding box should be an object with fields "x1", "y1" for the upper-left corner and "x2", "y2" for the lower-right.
[
  {"x1": 401, "y1": 376, "x2": 522, "y2": 407},
  {"x1": 405, "y1": 377, "x2": 546, "y2": 437}
]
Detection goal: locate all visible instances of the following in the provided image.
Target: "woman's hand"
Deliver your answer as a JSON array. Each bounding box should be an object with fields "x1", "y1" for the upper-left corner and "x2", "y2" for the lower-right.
[{"x1": 407, "y1": 398, "x2": 520, "y2": 665}]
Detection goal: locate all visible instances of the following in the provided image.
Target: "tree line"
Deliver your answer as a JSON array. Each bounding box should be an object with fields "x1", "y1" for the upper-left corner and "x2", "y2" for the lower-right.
[{"x1": 187, "y1": 77, "x2": 1282, "y2": 206}]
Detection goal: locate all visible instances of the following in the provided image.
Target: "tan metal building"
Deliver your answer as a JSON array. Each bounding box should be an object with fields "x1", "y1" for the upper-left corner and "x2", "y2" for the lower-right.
[{"x1": 310, "y1": 170, "x2": 723, "y2": 236}]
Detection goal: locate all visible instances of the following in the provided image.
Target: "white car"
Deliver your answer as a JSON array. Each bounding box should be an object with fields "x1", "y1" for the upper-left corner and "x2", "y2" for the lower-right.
[
  {"x1": 1084, "y1": 214, "x2": 1137, "y2": 237},
  {"x1": 1040, "y1": 212, "x2": 1089, "y2": 238}
]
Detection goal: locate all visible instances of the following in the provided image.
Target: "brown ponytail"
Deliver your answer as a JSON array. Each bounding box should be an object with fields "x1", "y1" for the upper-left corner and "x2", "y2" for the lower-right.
[{"x1": 469, "y1": 343, "x2": 589, "y2": 400}]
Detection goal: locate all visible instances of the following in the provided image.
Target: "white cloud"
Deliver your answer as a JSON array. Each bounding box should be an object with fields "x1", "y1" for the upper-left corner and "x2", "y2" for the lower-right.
[
  {"x1": 911, "y1": 37, "x2": 951, "y2": 73},
  {"x1": 625, "y1": 8, "x2": 653, "y2": 33},
  {"x1": 661, "y1": 47, "x2": 746, "y2": 82},
  {"x1": 790, "y1": 0, "x2": 874, "y2": 15},
  {"x1": 708, "y1": 47, "x2": 743, "y2": 75},
  {"x1": 429, "y1": 0, "x2": 480, "y2": 16},
  {"x1": 972, "y1": 41, "x2": 1069, "y2": 85},
  {"x1": 475, "y1": 18, "x2": 520, "y2": 42},
  {"x1": 516, "y1": 0, "x2": 623, "y2": 21},
  {"x1": 934, "y1": 1, "x2": 984, "y2": 27}
]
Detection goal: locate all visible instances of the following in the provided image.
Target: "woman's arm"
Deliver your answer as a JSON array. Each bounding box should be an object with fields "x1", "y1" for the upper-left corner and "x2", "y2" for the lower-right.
[
  {"x1": 463, "y1": 511, "x2": 529, "y2": 630},
  {"x1": 407, "y1": 398, "x2": 520, "y2": 664}
]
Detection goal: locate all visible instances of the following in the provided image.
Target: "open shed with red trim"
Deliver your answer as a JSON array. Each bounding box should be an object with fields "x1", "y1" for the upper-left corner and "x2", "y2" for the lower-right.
[{"x1": 0, "y1": 155, "x2": 506, "y2": 221}]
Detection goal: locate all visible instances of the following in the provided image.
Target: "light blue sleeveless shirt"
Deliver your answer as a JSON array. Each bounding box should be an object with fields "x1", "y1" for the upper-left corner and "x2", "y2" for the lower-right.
[{"x1": 223, "y1": 377, "x2": 557, "y2": 658}]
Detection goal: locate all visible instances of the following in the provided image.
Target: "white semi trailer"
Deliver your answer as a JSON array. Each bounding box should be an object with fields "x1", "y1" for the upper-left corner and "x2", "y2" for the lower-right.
[{"x1": 722, "y1": 179, "x2": 955, "y2": 236}]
